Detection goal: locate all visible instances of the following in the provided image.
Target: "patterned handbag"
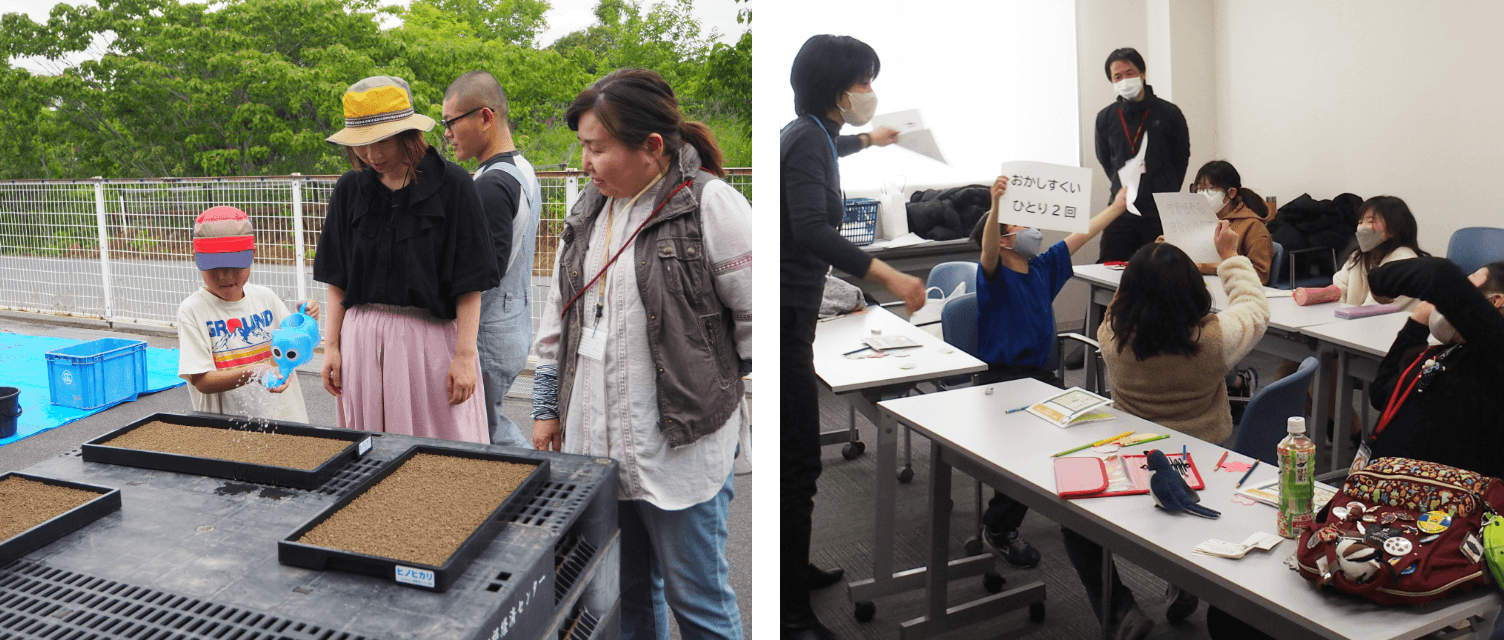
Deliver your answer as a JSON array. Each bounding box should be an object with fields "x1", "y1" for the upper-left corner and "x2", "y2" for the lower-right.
[{"x1": 1293, "y1": 457, "x2": 1504, "y2": 605}]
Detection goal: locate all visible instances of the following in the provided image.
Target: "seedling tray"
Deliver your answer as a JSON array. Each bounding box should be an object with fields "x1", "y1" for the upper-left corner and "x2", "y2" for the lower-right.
[
  {"x1": 278, "y1": 445, "x2": 550, "y2": 592},
  {"x1": 80, "y1": 412, "x2": 374, "y2": 490},
  {"x1": 0, "y1": 472, "x2": 121, "y2": 564}
]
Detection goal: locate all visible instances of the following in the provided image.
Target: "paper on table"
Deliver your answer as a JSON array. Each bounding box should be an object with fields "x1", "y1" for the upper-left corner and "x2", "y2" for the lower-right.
[
  {"x1": 867, "y1": 232, "x2": 927, "y2": 249},
  {"x1": 1264, "y1": 288, "x2": 1294, "y2": 298},
  {"x1": 996, "y1": 161, "x2": 1094, "y2": 234},
  {"x1": 1154, "y1": 192, "x2": 1221, "y2": 264},
  {"x1": 1194, "y1": 532, "x2": 1284, "y2": 559},
  {"x1": 1115, "y1": 131, "x2": 1148, "y2": 216}
]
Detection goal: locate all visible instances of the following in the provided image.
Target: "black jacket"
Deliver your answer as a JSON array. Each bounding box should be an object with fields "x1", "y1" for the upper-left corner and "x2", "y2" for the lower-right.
[
  {"x1": 313, "y1": 146, "x2": 499, "y2": 320},
  {"x1": 1094, "y1": 85, "x2": 1190, "y2": 220},
  {"x1": 1368, "y1": 257, "x2": 1504, "y2": 478},
  {"x1": 781, "y1": 114, "x2": 875, "y2": 311}
]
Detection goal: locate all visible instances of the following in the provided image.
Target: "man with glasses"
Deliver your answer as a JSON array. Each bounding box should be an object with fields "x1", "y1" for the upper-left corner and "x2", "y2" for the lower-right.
[{"x1": 442, "y1": 70, "x2": 542, "y2": 448}]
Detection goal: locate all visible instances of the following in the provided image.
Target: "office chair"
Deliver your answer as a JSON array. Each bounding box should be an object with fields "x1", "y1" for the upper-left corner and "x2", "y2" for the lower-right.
[
  {"x1": 1446, "y1": 227, "x2": 1504, "y2": 276},
  {"x1": 1231, "y1": 356, "x2": 1319, "y2": 466}
]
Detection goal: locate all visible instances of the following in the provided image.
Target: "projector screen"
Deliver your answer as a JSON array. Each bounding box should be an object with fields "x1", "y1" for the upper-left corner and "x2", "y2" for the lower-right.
[{"x1": 768, "y1": 0, "x2": 1081, "y2": 193}]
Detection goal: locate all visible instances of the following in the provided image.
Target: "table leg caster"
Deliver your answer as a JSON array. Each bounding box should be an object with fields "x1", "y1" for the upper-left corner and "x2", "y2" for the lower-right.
[
  {"x1": 1029, "y1": 602, "x2": 1046, "y2": 622},
  {"x1": 841, "y1": 441, "x2": 866, "y2": 460},
  {"x1": 982, "y1": 571, "x2": 1005, "y2": 594},
  {"x1": 897, "y1": 466, "x2": 914, "y2": 483},
  {"x1": 854, "y1": 600, "x2": 876, "y2": 623}
]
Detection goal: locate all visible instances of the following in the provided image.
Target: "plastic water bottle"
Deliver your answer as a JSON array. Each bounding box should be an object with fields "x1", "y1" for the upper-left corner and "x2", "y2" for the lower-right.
[{"x1": 1277, "y1": 417, "x2": 1316, "y2": 538}]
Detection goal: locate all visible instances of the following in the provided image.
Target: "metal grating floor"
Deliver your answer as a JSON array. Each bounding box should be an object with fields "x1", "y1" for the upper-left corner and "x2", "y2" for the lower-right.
[{"x1": 0, "y1": 561, "x2": 372, "y2": 640}]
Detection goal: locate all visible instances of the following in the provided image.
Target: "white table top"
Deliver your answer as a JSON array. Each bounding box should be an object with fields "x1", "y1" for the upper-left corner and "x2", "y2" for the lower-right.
[
  {"x1": 879, "y1": 377, "x2": 1500, "y2": 640},
  {"x1": 1301, "y1": 311, "x2": 1417, "y2": 358},
  {"x1": 1072, "y1": 264, "x2": 1350, "y2": 332},
  {"x1": 812, "y1": 305, "x2": 986, "y2": 394}
]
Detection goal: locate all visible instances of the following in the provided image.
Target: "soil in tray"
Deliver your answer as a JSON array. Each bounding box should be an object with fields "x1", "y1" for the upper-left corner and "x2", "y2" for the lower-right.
[
  {"x1": 103, "y1": 421, "x2": 351, "y2": 471},
  {"x1": 296, "y1": 453, "x2": 535, "y2": 566},
  {"x1": 0, "y1": 477, "x2": 102, "y2": 541}
]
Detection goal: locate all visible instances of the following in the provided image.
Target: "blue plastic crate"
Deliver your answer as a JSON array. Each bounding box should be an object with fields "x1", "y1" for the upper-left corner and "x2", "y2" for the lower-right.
[
  {"x1": 842, "y1": 198, "x2": 880, "y2": 246},
  {"x1": 46, "y1": 338, "x2": 148, "y2": 410}
]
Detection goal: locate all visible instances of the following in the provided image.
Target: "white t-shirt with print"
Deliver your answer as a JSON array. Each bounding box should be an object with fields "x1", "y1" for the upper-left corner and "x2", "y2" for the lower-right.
[{"x1": 176, "y1": 284, "x2": 310, "y2": 423}]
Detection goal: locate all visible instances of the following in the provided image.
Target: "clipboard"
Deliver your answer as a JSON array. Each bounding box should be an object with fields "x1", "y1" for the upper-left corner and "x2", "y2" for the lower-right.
[{"x1": 1054, "y1": 452, "x2": 1204, "y2": 499}]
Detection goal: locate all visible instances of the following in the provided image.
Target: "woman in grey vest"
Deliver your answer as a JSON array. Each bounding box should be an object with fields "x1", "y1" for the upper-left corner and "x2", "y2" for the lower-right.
[{"x1": 530, "y1": 69, "x2": 751, "y2": 640}]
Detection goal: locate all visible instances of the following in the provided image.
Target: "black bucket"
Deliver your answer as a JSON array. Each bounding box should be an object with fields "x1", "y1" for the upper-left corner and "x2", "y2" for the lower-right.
[{"x1": 0, "y1": 387, "x2": 19, "y2": 439}]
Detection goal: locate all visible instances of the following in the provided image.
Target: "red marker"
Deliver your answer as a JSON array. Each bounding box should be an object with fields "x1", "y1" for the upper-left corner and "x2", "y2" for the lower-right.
[{"x1": 1215, "y1": 451, "x2": 1229, "y2": 472}]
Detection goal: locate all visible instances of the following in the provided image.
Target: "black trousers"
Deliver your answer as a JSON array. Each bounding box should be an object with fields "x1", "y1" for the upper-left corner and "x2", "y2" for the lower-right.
[
  {"x1": 780, "y1": 306, "x2": 822, "y2": 622},
  {"x1": 1097, "y1": 213, "x2": 1164, "y2": 263}
]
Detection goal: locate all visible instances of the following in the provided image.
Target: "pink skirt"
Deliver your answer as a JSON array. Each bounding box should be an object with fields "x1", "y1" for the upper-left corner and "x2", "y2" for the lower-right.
[{"x1": 336, "y1": 304, "x2": 488, "y2": 444}]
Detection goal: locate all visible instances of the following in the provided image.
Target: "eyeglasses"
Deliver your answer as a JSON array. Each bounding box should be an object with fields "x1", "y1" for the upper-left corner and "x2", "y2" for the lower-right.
[{"x1": 440, "y1": 107, "x2": 486, "y2": 130}]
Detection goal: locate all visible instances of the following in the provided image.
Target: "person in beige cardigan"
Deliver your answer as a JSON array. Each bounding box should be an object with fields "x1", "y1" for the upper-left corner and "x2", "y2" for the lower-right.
[
  {"x1": 1331, "y1": 195, "x2": 1429, "y2": 311},
  {"x1": 1062, "y1": 220, "x2": 1269, "y2": 640}
]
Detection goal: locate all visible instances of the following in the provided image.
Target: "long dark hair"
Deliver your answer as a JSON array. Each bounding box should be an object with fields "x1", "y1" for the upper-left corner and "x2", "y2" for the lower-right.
[
  {"x1": 1193, "y1": 160, "x2": 1267, "y2": 217},
  {"x1": 1108, "y1": 243, "x2": 1212, "y2": 360},
  {"x1": 565, "y1": 68, "x2": 724, "y2": 178},
  {"x1": 344, "y1": 129, "x2": 428, "y2": 186},
  {"x1": 1350, "y1": 196, "x2": 1429, "y2": 271}
]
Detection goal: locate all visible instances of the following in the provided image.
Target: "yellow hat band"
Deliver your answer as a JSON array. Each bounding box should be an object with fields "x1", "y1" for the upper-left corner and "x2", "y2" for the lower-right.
[{"x1": 342, "y1": 85, "x2": 414, "y2": 126}]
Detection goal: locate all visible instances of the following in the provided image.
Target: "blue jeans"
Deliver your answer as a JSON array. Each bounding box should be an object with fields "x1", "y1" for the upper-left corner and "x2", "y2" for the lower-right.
[
  {"x1": 619, "y1": 471, "x2": 741, "y2": 640},
  {"x1": 478, "y1": 290, "x2": 529, "y2": 448}
]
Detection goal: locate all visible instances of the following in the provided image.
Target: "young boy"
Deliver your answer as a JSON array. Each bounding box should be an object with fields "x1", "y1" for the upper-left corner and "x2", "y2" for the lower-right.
[
  {"x1": 968, "y1": 178, "x2": 1128, "y2": 568},
  {"x1": 177, "y1": 206, "x2": 317, "y2": 422}
]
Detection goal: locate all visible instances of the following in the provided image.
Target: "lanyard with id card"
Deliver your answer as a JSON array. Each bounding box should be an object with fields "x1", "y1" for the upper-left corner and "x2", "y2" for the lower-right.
[{"x1": 577, "y1": 174, "x2": 664, "y2": 362}]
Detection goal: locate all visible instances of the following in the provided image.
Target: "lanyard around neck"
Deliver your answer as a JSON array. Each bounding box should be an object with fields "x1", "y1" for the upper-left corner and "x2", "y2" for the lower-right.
[
  {"x1": 810, "y1": 114, "x2": 839, "y2": 184},
  {"x1": 560, "y1": 176, "x2": 692, "y2": 319},
  {"x1": 1117, "y1": 105, "x2": 1150, "y2": 156},
  {"x1": 593, "y1": 172, "x2": 665, "y2": 319}
]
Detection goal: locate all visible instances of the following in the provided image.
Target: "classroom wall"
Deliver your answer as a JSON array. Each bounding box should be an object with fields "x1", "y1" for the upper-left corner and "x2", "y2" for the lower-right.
[{"x1": 1214, "y1": 1, "x2": 1504, "y2": 260}]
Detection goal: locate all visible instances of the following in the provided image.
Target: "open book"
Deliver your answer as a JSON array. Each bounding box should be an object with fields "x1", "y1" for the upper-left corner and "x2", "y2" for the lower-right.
[
  {"x1": 1026, "y1": 387, "x2": 1115, "y2": 428},
  {"x1": 1236, "y1": 477, "x2": 1339, "y2": 512}
]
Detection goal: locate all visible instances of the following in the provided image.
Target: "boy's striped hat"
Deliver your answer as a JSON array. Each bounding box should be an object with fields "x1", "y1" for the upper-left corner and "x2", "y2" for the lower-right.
[{"x1": 193, "y1": 206, "x2": 254, "y2": 270}]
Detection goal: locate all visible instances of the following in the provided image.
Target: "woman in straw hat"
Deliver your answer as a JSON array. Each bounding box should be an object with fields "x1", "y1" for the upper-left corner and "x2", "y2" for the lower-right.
[
  {"x1": 313, "y1": 75, "x2": 499, "y2": 443},
  {"x1": 530, "y1": 68, "x2": 750, "y2": 639}
]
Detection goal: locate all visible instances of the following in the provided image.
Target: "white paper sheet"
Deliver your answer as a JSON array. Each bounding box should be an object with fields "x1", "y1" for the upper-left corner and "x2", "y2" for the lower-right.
[
  {"x1": 1116, "y1": 131, "x2": 1148, "y2": 216},
  {"x1": 995, "y1": 161, "x2": 1094, "y2": 234},
  {"x1": 1154, "y1": 192, "x2": 1221, "y2": 264},
  {"x1": 869, "y1": 110, "x2": 948, "y2": 164}
]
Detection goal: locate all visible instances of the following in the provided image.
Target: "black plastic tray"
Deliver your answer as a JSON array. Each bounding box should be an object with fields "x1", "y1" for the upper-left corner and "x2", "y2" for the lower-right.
[
  {"x1": 0, "y1": 472, "x2": 121, "y2": 564},
  {"x1": 278, "y1": 445, "x2": 551, "y2": 592},
  {"x1": 80, "y1": 412, "x2": 375, "y2": 490}
]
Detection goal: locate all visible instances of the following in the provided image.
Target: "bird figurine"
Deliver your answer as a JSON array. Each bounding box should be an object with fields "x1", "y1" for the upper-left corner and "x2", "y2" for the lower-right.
[{"x1": 1146, "y1": 449, "x2": 1220, "y2": 518}]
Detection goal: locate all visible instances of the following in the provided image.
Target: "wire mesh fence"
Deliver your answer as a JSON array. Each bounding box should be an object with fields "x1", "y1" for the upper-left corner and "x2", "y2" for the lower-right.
[{"x1": 0, "y1": 169, "x2": 752, "y2": 354}]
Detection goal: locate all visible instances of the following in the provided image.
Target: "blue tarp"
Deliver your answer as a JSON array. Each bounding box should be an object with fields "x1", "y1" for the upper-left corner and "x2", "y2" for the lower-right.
[{"x1": 0, "y1": 334, "x2": 185, "y2": 446}]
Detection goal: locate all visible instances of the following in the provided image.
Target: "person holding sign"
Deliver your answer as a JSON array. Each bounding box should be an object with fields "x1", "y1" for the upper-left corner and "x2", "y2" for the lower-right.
[
  {"x1": 966, "y1": 176, "x2": 1127, "y2": 569},
  {"x1": 1094, "y1": 47, "x2": 1191, "y2": 262},
  {"x1": 1069, "y1": 221, "x2": 1268, "y2": 638},
  {"x1": 781, "y1": 34, "x2": 922, "y2": 640},
  {"x1": 1187, "y1": 161, "x2": 1274, "y2": 284}
]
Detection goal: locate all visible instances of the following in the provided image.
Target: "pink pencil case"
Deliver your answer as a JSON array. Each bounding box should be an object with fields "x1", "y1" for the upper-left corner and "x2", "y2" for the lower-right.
[{"x1": 1335, "y1": 304, "x2": 1400, "y2": 319}]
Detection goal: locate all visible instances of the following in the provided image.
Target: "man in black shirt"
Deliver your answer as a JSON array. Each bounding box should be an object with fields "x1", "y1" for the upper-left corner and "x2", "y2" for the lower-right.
[
  {"x1": 443, "y1": 71, "x2": 542, "y2": 449},
  {"x1": 1093, "y1": 47, "x2": 1191, "y2": 262}
]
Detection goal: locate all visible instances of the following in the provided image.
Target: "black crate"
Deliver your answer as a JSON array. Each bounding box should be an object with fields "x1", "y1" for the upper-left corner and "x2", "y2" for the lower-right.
[
  {"x1": 279, "y1": 445, "x2": 551, "y2": 593},
  {"x1": 80, "y1": 412, "x2": 375, "y2": 490},
  {"x1": 0, "y1": 473, "x2": 121, "y2": 565}
]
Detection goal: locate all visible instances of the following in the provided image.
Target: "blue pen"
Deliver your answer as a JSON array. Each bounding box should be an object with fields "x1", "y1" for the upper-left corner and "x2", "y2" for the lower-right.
[{"x1": 1005, "y1": 405, "x2": 1030, "y2": 413}]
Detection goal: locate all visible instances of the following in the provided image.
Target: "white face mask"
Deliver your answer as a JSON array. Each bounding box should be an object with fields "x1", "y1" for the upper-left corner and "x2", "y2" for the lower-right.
[
  {"x1": 1356, "y1": 225, "x2": 1384, "y2": 253},
  {"x1": 1113, "y1": 76, "x2": 1143, "y2": 101},
  {"x1": 840, "y1": 90, "x2": 878, "y2": 126},
  {"x1": 1201, "y1": 189, "x2": 1227, "y2": 210},
  {"x1": 1429, "y1": 311, "x2": 1464, "y2": 345}
]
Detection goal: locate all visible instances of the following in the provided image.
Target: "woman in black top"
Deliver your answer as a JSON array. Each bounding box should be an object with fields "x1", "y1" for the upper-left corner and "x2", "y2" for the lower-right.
[
  {"x1": 314, "y1": 75, "x2": 499, "y2": 443},
  {"x1": 779, "y1": 34, "x2": 925, "y2": 640}
]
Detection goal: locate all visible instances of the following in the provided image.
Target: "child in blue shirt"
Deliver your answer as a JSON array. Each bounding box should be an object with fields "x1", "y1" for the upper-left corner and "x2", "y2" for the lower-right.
[{"x1": 968, "y1": 176, "x2": 1127, "y2": 566}]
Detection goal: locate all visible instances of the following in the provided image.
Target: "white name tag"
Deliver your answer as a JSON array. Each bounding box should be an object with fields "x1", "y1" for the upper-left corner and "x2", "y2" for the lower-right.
[
  {"x1": 394, "y1": 565, "x2": 435, "y2": 588},
  {"x1": 578, "y1": 328, "x2": 607, "y2": 362}
]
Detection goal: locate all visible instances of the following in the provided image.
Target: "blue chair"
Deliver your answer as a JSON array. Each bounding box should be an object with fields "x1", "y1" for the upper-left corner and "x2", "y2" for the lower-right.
[
  {"x1": 1231, "y1": 356, "x2": 1319, "y2": 465},
  {"x1": 927, "y1": 261, "x2": 975, "y2": 299},
  {"x1": 940, "y1": 293, "x2": 980, "y2": 358},
  {"x1": 1446, "y1": 227, "x2": 1504, "y2": 276}
]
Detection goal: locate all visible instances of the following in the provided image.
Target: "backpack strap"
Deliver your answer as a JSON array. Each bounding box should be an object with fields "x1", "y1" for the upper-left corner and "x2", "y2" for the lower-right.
[{"x1": 476, "y1": 159, "x2": 543, "y2": 275}]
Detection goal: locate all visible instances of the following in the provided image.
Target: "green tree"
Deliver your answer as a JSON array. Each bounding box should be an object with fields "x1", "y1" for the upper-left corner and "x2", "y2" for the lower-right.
[{"x1": 405, "y1": 0, "x2": 551, "y2": 46}]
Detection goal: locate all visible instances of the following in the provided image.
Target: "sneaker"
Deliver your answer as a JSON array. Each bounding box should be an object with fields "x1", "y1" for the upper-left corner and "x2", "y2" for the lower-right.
[
  {"x1": 1111, "y1": 605, "x2": 1155, "y2": 640},
  {"x1": 1165, "y1": 585, "x2": 1199, "y2": 622},
  {"x1": 984, "y1": 525, "x2": 1041, "y2": 568},
  {"x1": 1232, "y1": 368, "x2": 1259, "y2": 398}
]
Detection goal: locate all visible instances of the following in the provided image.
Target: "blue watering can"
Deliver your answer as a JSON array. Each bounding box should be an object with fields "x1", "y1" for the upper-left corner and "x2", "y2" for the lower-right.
[{"x1": 262, "y1": 304, "x2": 320, "y2": 389}]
